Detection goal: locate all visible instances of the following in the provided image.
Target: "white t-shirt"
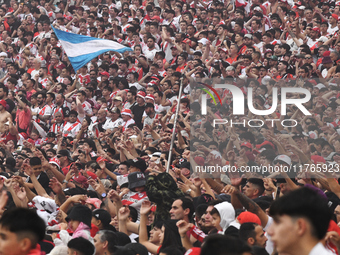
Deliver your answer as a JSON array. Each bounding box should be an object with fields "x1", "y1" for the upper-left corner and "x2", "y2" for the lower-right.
[
  {"x1": 103, "y1": 118, "x2": 124, "y2": 130},
  {"x1": 264, "y1": 216, "x2": 274, "y2": 255},
  {"x1": 328, "y1": 25, "x2": 339, "y2": 35}
]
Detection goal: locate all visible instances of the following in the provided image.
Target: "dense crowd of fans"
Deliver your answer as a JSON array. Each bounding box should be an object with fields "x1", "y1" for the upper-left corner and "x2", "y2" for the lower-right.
[{"x1": 1, "y1": 0, "x2": 340, "y2": 255}]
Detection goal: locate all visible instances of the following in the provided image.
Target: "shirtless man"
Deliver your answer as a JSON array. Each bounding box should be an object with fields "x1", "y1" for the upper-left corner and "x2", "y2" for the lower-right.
[{"x1": 0, "y1": 99, "x2": 11, "y2": 134}]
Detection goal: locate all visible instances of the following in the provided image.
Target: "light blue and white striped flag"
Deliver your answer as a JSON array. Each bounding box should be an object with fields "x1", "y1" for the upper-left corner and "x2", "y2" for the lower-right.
[{"x1": 52, "y1": 26, "x2": 132, "y2": 72}]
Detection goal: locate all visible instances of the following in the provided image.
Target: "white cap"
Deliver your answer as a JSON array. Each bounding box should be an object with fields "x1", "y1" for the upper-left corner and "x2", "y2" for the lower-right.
[
  {"x1": 0, "y1": 52, "x2": 7, "y2": 58},
  {"x1": 315, "y1": 83, "x2": 326, "y2": 90},
  {"x1": 254, "y1": 6, "x2": 262, "y2": 12},
  {"x1": 298, "y1": 5, "x2": 305, "y2": 9},
  {"x1": 273, "y1": 154, "x2": 292, "y2": 165},
  {"x1": 149, "y1": 152, "x2": 162, "y2": 158},
  {"x1": 210, "y1": 150, "x2": 222, "y2": 159},
  {"x1": 198, "y1": 38, "x2": 208, "y2": 45},
  {"x1": 261, "y1": 76, "x2": 271, "y2": 85},
  {"x1": 244, "y1": 34, "x2": 253, "y2": 39}
]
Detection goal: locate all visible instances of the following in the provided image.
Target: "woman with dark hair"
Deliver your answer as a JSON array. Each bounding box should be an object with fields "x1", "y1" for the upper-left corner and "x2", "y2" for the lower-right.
[
  {"x1": 8, "y1": 44, "x2": 20, "y2": 63},
  {"x1": 118, "y1": 77, "x2": 129, "y2": 90},
  {"x1": 134, "y1": 44, "x2": 143, "y2": 57},
  {"x1": 139, "y1": 200, "x2": 182, "y2": 254}
]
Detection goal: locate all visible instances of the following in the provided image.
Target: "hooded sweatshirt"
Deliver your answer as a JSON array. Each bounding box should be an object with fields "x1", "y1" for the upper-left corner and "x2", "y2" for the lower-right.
[
  {"x1": 214, "y1": 202, "x2": 238, "y2": 232},
  {"x1": 189, "y1": 202, "x2": 240, "y2": 242}
]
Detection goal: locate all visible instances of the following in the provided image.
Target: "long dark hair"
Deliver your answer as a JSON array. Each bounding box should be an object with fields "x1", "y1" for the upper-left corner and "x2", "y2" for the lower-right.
[{"x1": 159, "y1": 220, "x2": 182, "y2": 253}]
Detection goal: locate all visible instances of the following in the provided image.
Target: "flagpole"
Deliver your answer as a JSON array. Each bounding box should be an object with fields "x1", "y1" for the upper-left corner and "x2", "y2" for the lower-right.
[{"x1": 166, "y1": 77, "x2": 184, "y2": 173}]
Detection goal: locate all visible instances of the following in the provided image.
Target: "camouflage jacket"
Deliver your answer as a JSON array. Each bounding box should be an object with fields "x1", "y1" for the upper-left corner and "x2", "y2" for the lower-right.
[{"x1": 146, "y1": 172, "x2": 185, "y2": 222}]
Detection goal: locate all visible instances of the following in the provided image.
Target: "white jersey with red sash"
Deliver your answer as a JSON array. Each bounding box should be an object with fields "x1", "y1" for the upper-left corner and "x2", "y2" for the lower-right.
[
  {"x1": 122, "y1": 118, "x2": 135, "y2": 131},
  {"x1": 122, "y1": 24, "x2": 132, "y2": 34},
  {"x1": 121, "y1": 190, "x2": 148, "y2": 220},
  {"x1": 36, "y1": 104, "x2": 52, "y2": 125},
  {"x1": 62, "y1": 122, "x2": 82, "y2": 138},
  {"x1": 329, "y1": 119, "x2": 340, "y2": 128},
  {"x1": 82, "y1": 101, "x2": 93, "y2": 115},
  {"x1": 110, "y1": 90, "x2": 121, "y2": 99},
  {"x1": 38, "y1": 77, "x2": 49, "y2": 88}
]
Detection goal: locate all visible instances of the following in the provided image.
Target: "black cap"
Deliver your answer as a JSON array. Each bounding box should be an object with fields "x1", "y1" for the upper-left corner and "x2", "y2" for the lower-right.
[
  {"x1": 92, "y1": 209, "x2": 112, "y2": 227},
  {"x1": 126, "y1": 158, "x2": 147, "y2": 172},
  {"x1": 178, "y1": 162, "x2": 190, "y2": 169},
  {"x1": 66, "y1": 205, "x2": 92, "y2": 227},
  {"x1": 63, "y1": 107, "x2": 70, "y2": 117},
  {"x1": 128, "y1": 172, "x2": 146, "y2": 190},
  {"x1": 176, "y1": 158, "x2": 189, "y2": 168}
]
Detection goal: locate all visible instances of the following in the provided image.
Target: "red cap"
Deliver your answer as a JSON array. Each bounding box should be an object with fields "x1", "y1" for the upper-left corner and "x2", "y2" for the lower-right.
[
  {"x1": 194, "y1": 156, "x2": 205, "y2": 166},
  {"x1": 93, "y1": 104, "x2": 101, "y2": 110},
  {"x1": 237, "y1": 211, "x2": 262, "y2": 225},
  {"x1": 100, "y1": 71, "x2": 110, "y2": 78},
  {"x1": 0, "y1": 100, "x2": 6, "y2": 108},
  {"x1": 86, "y1": 171, "x2": 98, "y2": 180},
  {"x1": 148, "y1": 80, "x2": 158, "y2": 86},
  {"x1": 96, "y1": 156, "x2": 108, "y2": 163},
  {"x1": 241, "y1": 142, "x2": 252, "y2": 149},
  {"x1": 49, "y1": 157, "x2": 60, "y2": 169},
  {"x1": 151, "y1": 15, "x2": 161, "y2": 22},
  {"x1": 137, "y1": 91, "x2": 146, "y2": 99},
  {"x1": 121, "y1": 108, "x2": 132, "y2": 117},
  {"x1": 27, "y1": 138, "x2": 35, "y2": 145},
  {"x1": 323, "y1": 50, "x2": 331, "y2": 57},
  {"x1": 312, "y1": 26, "x2": 320, "y2": 34},
  {"x1": 218, "y1": 47, "x2": 228, "y2": 53},
  {"x1": 255, "y1": 141, "x2": 275, "y2": 150},
  {"x1": 72, "y1": 175, "x2": 89, "y2": 188},
  {"x1": 56, "y1": 63, "x2": 66, "y2": 69},
  {"x1": 332, "y1": 14, "x2": 339, "y2": 20},
  {"x1": 311, "y1": 155, "x2": 326, "y2": 164},
  {"x1": 19, "y1": 132, "x2": 28, "y2": 140},
  {"x1": 145, "y1": 94, "x2": 155, "y2": 101}
]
